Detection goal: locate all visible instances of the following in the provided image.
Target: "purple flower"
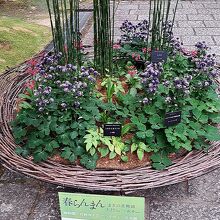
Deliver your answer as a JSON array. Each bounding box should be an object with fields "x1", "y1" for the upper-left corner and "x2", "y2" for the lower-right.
[
  {"x1": 165, "y1": 96, "x2": 172, "y2": 103},
  {"x1": 142, "y1": 97, "x2": 149, "y2": 105},
  {"x1": 74, "y1": 101, "x2": 80, "y2": 108},
  {"x1": 38, "y1": 107, "x2": 44, "y2": 112},
  {"x1": 61, "y1": 102, "x2": 67, "y2": 109}
]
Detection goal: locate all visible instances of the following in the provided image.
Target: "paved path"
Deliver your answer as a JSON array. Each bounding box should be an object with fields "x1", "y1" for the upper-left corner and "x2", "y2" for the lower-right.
[{"x1": 1, "y1": 1, "x2": 220, "y2": 219}]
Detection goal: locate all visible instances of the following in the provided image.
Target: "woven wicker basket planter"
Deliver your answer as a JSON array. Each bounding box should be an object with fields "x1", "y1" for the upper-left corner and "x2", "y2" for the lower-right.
[{"x1": 0, "y1": 59, "x2": 220, "y2": 194}]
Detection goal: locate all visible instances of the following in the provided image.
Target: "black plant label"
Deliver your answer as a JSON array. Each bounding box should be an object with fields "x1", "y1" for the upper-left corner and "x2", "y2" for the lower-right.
[
  {"x1": 104, "y1": 124, "x2": 122, "y2": 137},
  {"x1": 151, "y1": 50, "x2": 168, "y2": 63},
  {"x1": 164, "y1": 111, "x2": 181, "y2": 127}
]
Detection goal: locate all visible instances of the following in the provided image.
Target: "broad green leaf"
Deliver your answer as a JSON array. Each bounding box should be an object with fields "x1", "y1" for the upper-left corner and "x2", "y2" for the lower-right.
[
  {"x1": 137, "y1": 149, "x2": 144, "y2": 161},
  {"x1": 136, "y1": 131, "x2": 146, "y2": 139},
  {"x1": 121, "y1": 155, "x2": 128, "y2": 162},
  {"x1": 129, "y1": 88, "x2": 137, "y2": 97},
  {"x1": 19, "y1": 101, "x2": 33, "y2": 109},
  {"x1": 146, "y1": 129, "x2": 154, "y2": 138},
  {"x1": 152, "y1": 162, "x2": 166, "y2": 170},
  {"x1": 98, "y1": 148, "x2": 109, "y2": 157},
  {"x1": 70, "y1": 131, "x2": 78, "y2": 140},
  {"x1": 86, "y1": 142, "x2": 93, "y2": 151},
  {"x1": 192, "y1": 109, "x2": 202, "y2": 119},
  {"x1": 149, "y1": 114, "x2": 161, "y2": 124},
  {"x1": 137, "y1": 123, "x2": 146, "y2": 131},
  {"x1": 131, "y1": 143, "x2": 138, "y2": 153},
  {"x1": 150, "y1": 153, "x2": 161, "y2": 163},
  {"x1": 18, "y1": 93, "x2": 32, "y2": 100},
  {"x1": 34, "y1": 150, "x2": 48, "y2": 162},
  {"x1": 122, "y1": 123, "x2": 133, "y2": 136},
  {"x1": 161, "y1": 157, "x2": 172, "y2": 166},
  {"x1": 69, "y1": 153, "x2": 77, "y2": 162},
  {"x1": 109, "y1": 151, "x2": 117, "y2": 159},
  {"x1": 89, "y1": 147, "x2": 96, "y2": 156}
]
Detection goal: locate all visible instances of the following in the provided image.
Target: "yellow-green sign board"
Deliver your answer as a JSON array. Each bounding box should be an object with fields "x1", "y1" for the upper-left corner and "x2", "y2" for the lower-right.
[{"x1": 59, "y1": 192, "x2": 145, "y2": 220}]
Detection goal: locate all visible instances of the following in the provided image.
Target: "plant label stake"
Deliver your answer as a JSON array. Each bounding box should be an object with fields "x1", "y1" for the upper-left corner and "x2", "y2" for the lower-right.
[
  {"x1": 151, "y1": 51, "x2": 168, "y2": 63},
  {"x1": 164, "y1": 111, "x2": 181, "y2": 127},
  {"x1": 104, "y1": 124, "x2": 122, "y2": 137}
]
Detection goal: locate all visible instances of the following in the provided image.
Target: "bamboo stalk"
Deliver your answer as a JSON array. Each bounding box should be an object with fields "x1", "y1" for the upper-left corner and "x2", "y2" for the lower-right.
[{"x1": 46, "y1": 0, "x2": 81, "y2": 65}]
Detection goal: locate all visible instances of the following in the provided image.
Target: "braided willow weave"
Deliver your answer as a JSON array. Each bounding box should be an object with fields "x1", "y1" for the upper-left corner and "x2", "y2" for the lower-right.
[{"x1": 0, "y1": 56, "x2": 220, "y2": 194}]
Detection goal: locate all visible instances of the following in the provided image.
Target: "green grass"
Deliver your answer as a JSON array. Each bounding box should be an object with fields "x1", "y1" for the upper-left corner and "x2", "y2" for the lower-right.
[{"x1": 0, "y1": 17, "x2": 51, "y2": 73}]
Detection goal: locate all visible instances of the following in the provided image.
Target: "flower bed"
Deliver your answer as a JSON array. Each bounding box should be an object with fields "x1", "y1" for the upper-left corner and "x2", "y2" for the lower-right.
[
  {"x1": 0, "y1": 0, "x2": 220, "y2": 192},
  {"x1": 11, "y1": 22, "x2": 220, "y2": 171}
]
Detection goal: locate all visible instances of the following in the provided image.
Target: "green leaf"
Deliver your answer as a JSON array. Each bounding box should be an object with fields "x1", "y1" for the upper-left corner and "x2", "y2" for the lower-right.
[
  {"x1": 89, "y1": 147, "x2": 96, "y2": 156},
  {"x1": 137, "y1": 149, "x2": 144, "y2": 161},
  {"x1": 13, "y1": 127, "x2": 27, "y2": 139},
  {"x1": 74, "y1": 146, "x2": 85, "y2": 156},
  {"x1": 18, "y1": 93, "x2": 32, "y2": 100},
  {"x1": 45, "y1": 144, "x2": 53, "y2": 153},
  {"x1": 15, "y1": 147, "x2": 29, "y2": 158},
  {"x1": 98, "y1": 148, "x2": 109, "y2": 157},
  {"x1": 175, "y1": 124, "x2": 185, "y2": 134},
  {"x1": 129, "y1": 88, "x2": 137, "y2": 97},
  {"x1": 192, "y1": 109, "x2": 202, "y2": 119},
  {"x1": 152, "y1": 162, "x2": 166, "y2": 170},
  {"x1": 146, "y1": 129, "x2": 154, "y2": 138},
  {"x1": 109, "y1": 151, "x2": 117, "y2": 159},
  {"x1": 149, "y1": 114, "x2": 161, "y2": 124},
  {"x1": 101, "y1": 138, "x2": 114, "y2": 151},
  {"x1": 115, "y1": 145, "x2": 122, "y2": 155},
  {"x1": 189, "y1": 122, "x2": 201, "y2": 130},
  {"x1": 187, "y1": 130, "x2": 198, "y2": 139},
  {"x1": 138, "y1": 114, "x2": 148, "y2": 123},
  {"x1": 122, "y1": 123, "x2": 133, "y2": 136},
  {"x1": 136, "y1": 131, "x2": 146, "y2": 139},
  {"x1": 69, "y1": 153, "x2": 77, "y2": 162},
  {"x1": 205, "y1": 133, "x2": 220, "y2": 141},
  {"x1": 55, "y1": 125, "x2": 66, "y2": 134},
  {"x1": 210, "y1": 115, "x2": 220, "y2": 123},
  {"x1": 137, "y1": 123, "x2": 146, "y2": 131},
  {"x1": 182, "y1": 142, "x2": 192, "y2": 151},
  {"x1": 131, "y1": 116, "x2": 139, "y2": 125},
  {"x1": 80, "y1": 154, "x2": 98, "y2": 170},
  {"x1": 161, "y1": 157, "x2": 172, "y2": 166},
  {"x1": 70, "y1": 122, "x2": 78, "y2": 129},
  {"x1": 61, "y1": 147, "x2": 72, "y2": 159},
  {"x1": 19, "y1": 101, "x2": 33, "y2": 109},
  {"x1": 131, "y1": 143, "x2": 138, "y2": 153},
  {"x1": 151, "y1": 124, "x2": 161, "y2": 129},
  {"x1": 58, "y1": 133, "x2": 70, "y2": 145},
  {"x1": 86, "y1": 142, "x2": 93, "y2": 151},
  {"x1": 121, "y1": 155, "x2": 128, "y2": 162},
  {"x1": 34, "y1": 150, "x2": 48, "y2": 162},
  {"x1": 70, "y1": 131, "x2": 78, "y2": 140},
  {"x1": 150, "y1": 153, "x2": 161, "y2": 163},
  {"x1": 144, "y1": 106, "x2": 157, "y2": 115}
]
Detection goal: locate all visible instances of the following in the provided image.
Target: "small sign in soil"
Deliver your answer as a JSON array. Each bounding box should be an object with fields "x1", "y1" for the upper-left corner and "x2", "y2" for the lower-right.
[
  {"x1": 104, "y1": 124, "x2": 122, "y2": 137},
  {"x1": 151, "y1": 50, "x2": 168, "y2": 63},
  {"x1": 164, "y1": 111, "x2": 181, "y2": 127}
]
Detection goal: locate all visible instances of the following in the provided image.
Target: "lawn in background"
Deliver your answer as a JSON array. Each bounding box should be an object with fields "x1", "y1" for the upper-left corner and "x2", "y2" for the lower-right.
[{"x1": 0, "y1": 17, "x2": 51, "y2": 73}]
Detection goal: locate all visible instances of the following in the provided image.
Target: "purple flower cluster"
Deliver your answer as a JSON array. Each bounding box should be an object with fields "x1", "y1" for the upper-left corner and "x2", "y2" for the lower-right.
[
  {"x1": 191, "y1": 50, "x2": 219, "y2": 89},
  {"x1": 139, "y1": 62, "x2": 163, "y2": 103},
  {"x1": 195, "y1": 41, "x2": 209, "y2": 51},
  {"x1": 120, "y1": 20, "x2": 149, "y2": 43},
  {"x1": 34, "y1": 85, "x2": 54, "y2": 111},
  {"x1": 169, "y1": 37, "x2": 183, "y2": 53},
  {"x1": 195, "y1": 54, "x2": 216, "y2": 70},
  {"x1": 173, "y1": 75, "x2": 192, "y2": 95},
  {"x1": 33, "y1": 52, "x2": 99, "y2": 112}
]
